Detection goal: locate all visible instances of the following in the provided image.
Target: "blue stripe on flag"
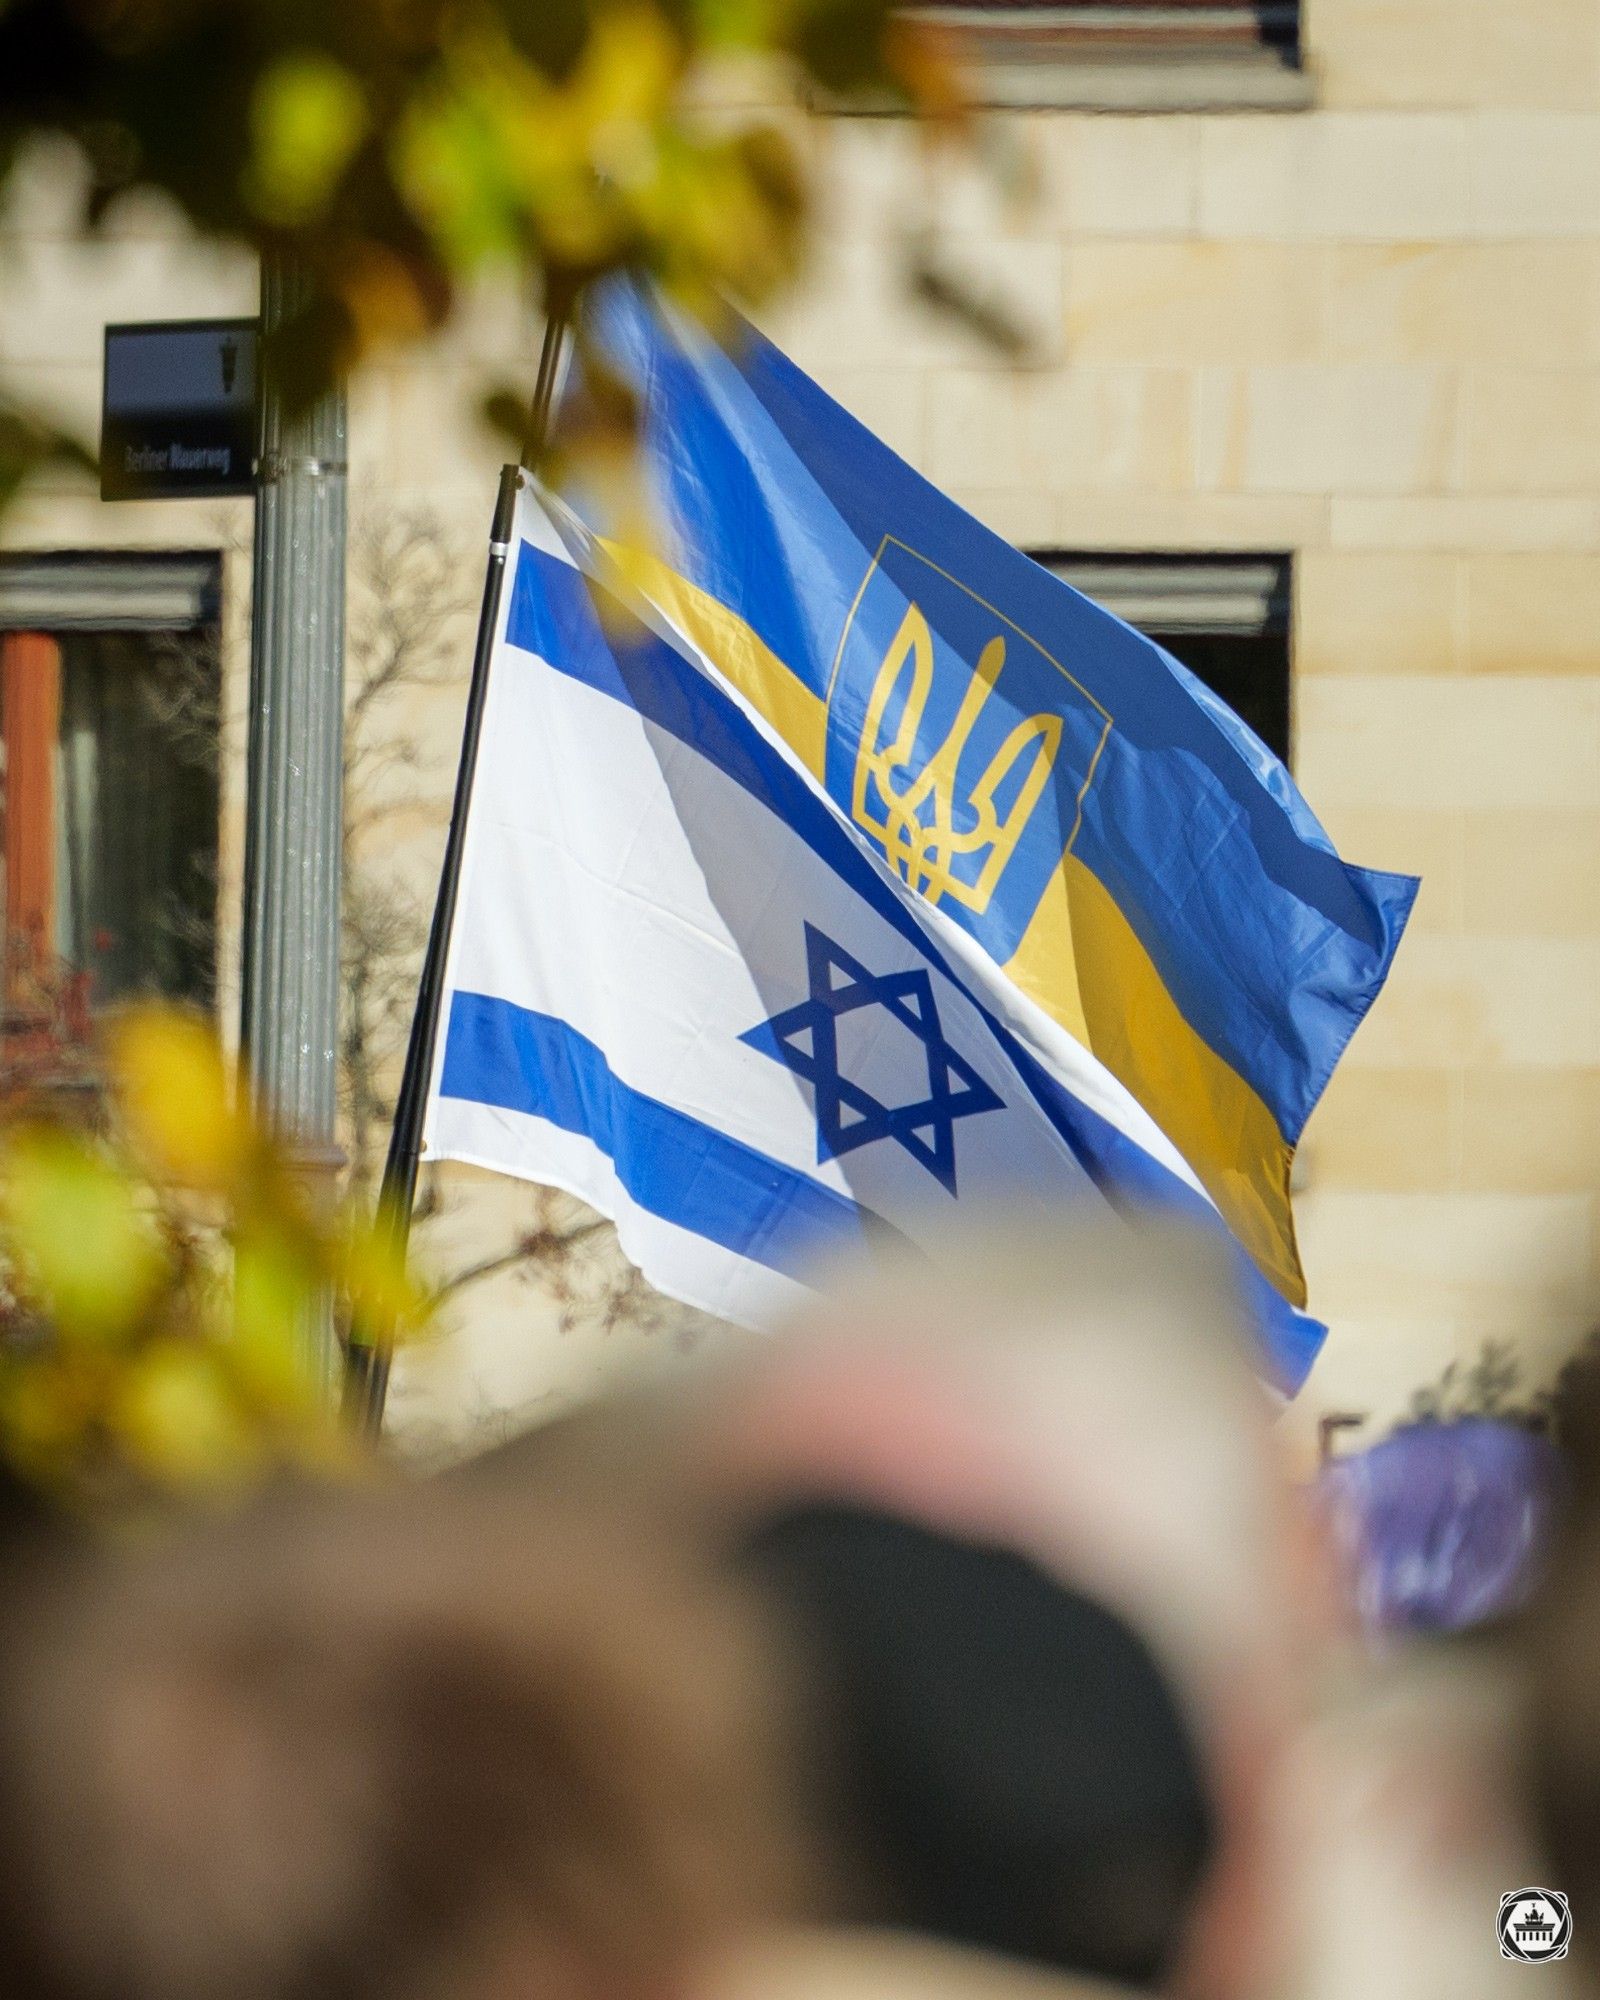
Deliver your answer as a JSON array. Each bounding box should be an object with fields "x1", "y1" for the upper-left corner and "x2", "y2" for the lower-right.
[
  {"x1": 499, "y1": 543, "x2": 1325, "y2": 1395},
  {"x1": 438, "y1": 989, "x2": 878, "y2": 1279}
]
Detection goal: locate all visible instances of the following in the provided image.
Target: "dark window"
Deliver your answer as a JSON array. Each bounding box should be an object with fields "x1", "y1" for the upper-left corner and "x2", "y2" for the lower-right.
[
  {"x1": 1029, "y1": 552, "x2": 1292, "y2": 765},
  {"x1": 0, "y1": 553, "x2": 221, "y2": 1020},
  {"x1": 903, "y1": 1, "x2": 1305, "y2": 110}
]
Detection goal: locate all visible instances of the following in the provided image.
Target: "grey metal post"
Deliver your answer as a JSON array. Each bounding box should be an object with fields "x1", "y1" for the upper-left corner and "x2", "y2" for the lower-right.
[{"x1": 240, "y1": 250, "x2": 347, "y2": 1390}]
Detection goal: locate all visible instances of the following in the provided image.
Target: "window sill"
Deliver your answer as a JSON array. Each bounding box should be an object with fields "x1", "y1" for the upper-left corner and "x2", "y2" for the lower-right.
[{"x1": 951, "y1": 56, "x2": 1312, "y2": 111}]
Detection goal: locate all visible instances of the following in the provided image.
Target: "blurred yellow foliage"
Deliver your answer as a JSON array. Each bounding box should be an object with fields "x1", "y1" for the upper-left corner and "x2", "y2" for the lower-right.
[
  {"x1": 114, "y1": 1340, "x2": 266, "y2": 1491},
  {"x1": 0, "y1": 0, "x2": 959, "y2": 493},
  {"x1": 393, "y1": 12, "x2": 700, "y2": 276},
  {"x1": 0, "y1": 1008, "x2": 428, "y2": 1518},
  {"x1": 108, "y1": 1006, "x2": 254, "y2": 1192}
]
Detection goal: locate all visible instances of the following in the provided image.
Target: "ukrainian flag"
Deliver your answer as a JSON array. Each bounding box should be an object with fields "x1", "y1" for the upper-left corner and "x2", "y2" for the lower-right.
[{"x1": 570, "y1": 284, "x2": 1416, "y2": 1318}]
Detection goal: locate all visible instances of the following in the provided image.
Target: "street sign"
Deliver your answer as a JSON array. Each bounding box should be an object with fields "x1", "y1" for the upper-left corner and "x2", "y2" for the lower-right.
[{"x1": 101, "y1": 318, "x2": 258, "y2": 500}]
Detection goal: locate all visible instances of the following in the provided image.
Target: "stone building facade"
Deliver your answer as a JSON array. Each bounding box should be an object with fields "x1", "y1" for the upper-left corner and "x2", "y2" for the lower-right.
[{"x1": 2, "y1": 0, "x2": 1597, "y2": 1455}]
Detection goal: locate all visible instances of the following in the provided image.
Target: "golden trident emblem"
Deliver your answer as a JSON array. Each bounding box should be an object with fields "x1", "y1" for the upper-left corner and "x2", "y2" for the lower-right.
[{"x1": 852, "y1": 602, "x2": 1061, "y2": 915}]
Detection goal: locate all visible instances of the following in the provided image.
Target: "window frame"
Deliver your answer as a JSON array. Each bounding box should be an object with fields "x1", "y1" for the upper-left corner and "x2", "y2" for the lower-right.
[
  {"x1": 0, "y1": 549, "x2": 225, "y2": 1028},
  {"x1": 899, "y1": 1, "x2": 1309, "y2": 113}
]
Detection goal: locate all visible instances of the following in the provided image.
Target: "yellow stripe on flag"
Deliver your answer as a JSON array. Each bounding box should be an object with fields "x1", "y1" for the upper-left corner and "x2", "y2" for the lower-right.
[
  {"x1": 599, "y1": 540, "x2": 829, "y2": 780},
  {"x1": 1008, "y1": 857, "x2": 1305, "y2": 1306}
]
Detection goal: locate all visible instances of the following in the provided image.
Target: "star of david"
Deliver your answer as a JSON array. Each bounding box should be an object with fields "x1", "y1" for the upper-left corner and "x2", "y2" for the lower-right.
[{"x1": 740, "y1": 924, "x2": 1004, "y2": 1195}]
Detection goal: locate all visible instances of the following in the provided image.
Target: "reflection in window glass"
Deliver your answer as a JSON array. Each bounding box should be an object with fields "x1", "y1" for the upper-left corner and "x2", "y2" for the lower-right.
[{"x1": 54, "y1": 628, "x2": 220, "y2": 1008}]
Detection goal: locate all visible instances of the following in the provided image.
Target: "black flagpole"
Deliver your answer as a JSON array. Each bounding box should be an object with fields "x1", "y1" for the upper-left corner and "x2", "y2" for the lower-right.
[{"x1": 343, "y1": 312, "x2": 569, "y2": 1435}]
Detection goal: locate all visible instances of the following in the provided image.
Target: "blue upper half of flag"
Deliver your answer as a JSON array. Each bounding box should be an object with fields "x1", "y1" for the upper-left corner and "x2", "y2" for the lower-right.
[{"x1": 573, "y1": 282, "x2": 1415, "y2": 1147}]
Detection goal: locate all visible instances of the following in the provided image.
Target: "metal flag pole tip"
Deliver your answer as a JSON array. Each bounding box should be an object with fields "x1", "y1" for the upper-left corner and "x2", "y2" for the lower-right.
[{"x1": 342, "y1": 311, "x2": 570, "y2": 1436}]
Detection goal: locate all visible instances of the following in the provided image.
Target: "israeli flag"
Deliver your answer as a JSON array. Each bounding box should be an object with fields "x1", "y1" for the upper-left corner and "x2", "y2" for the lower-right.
[{"x1": 422, "y1": 479, "x2": 1322, "y2": 1391}]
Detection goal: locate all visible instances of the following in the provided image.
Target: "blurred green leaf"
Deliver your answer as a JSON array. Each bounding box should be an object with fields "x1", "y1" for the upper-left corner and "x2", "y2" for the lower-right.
[
  {"x1": 3, "y1": 1128, "x2": 167, "y2": 1343},
  {"x1": 684, "y1": 0, "x2": 786, "y2": 50},
  {"x1": 0, "y1": 397, "x2": 95, "y2": 513},
  {"x1": 231, "y1": 1231, "x2": 318, "y2": 1402},
  {"x1": 791, "y1": 0, "x2": 898, "y2": 91},
  {"x1": 245, "y1": 51, "x2": 368, "y2": 225}
]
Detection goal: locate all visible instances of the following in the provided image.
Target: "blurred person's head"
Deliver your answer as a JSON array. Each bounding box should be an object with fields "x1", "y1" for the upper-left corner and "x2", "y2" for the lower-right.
[
  {"x1": 737, "y1": 1497, "x2": 1216, "y2": 1988},
  {"x1": 713, "y1": 1221, "x2": 1301, "y2": 2000},
  {"x1": 710, "y1": 1219, "x2": 1298, "y2": 1704},
  {"x1": 471, "y1": 1217, "x2": 1308, "y2": 1997},
  {"x1": 0, "y1": 1480, "x2": 805, "y2": 2000}
]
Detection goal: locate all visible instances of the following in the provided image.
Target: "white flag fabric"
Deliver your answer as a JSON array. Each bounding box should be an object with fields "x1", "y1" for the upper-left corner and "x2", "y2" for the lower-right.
[{"x1": 422, "y1": 479, "x2": 1319, "y2": 1370}]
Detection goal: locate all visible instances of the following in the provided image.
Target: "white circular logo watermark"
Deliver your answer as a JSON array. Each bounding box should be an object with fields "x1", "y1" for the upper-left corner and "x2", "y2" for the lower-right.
[{"x1": 1499, "y1": 1890, "x2": 1572, "y2": 1963}]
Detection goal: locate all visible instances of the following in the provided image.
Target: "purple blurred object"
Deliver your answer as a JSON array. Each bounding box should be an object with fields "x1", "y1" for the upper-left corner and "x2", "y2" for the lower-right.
[{"x1": 1317, "y1": 1418, "x2": 1562, "y2": 1635}]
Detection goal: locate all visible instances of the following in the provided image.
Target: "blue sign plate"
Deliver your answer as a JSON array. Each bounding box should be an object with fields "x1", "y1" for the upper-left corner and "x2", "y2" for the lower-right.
[{"x1": 101, "y1": 319, "x2": 258, "y2": 500}]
